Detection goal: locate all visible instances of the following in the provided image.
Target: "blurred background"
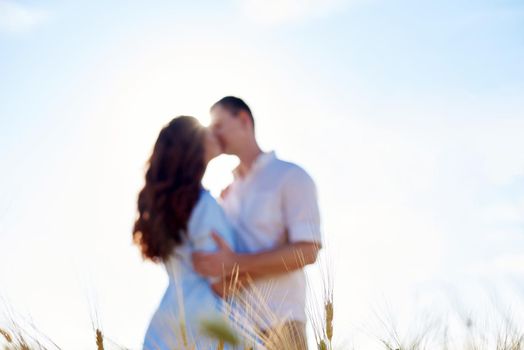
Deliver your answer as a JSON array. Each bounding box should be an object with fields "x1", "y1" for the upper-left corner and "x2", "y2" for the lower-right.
[{"x1": 1, "y1": 0, "x2": 523, "y2": 348}]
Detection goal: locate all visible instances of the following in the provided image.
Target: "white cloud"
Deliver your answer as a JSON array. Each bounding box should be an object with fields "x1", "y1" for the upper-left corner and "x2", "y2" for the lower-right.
[
  {"x1": 235, "y1": 0, "x2": 350, "y2": 25},
  {"x1": 0, "y1": 0, "x2": 49, "y2": 33}
]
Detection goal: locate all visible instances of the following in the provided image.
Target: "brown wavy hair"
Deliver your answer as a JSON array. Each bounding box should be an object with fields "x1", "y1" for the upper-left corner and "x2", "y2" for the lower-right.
[{"x1": 133, "y1": 116, "x2": 206, "y2": 262}]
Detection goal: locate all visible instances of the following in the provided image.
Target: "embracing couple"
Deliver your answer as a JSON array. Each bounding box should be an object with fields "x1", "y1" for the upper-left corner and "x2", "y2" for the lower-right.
[{"x1": 133, "y1": 96, "x2": 322, "y2": 349}]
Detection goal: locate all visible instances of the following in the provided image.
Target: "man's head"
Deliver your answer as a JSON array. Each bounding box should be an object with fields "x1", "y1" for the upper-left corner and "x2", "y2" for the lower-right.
[{"x1": 210, "y1": 96, "x2": 255, "y2": 156}]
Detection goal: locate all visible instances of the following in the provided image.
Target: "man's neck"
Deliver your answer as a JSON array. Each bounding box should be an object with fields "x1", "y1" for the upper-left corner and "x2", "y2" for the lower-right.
[{"x1": 236, "y1": 143, "x2": 263, "y2": 178}]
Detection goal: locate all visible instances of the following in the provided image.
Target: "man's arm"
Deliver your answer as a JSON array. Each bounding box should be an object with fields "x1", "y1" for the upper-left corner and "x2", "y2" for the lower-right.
[
  {"x1": 193, "y1": 232, "x2": 320, "y2": 278},
  {"x1": 235, "y1": 241, "x2": 320, "y2": 275}
]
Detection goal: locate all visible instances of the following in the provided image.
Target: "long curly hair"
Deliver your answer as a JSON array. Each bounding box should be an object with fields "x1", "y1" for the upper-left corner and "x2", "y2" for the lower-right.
[{"x1": 133, "y1": 116, "x2": 206, "y2": 262}]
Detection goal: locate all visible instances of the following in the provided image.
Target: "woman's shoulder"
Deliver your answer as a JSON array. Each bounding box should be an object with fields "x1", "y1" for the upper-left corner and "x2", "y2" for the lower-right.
[
  {"x1": 187, "y1": 189, "x2": 234, "y2": 244},
  {"x1": 196, "y1": 188, "x2": 219, "y2": 209},
  {"x1": 190, "y1": 189, "x2": 223, "y2": 224}
]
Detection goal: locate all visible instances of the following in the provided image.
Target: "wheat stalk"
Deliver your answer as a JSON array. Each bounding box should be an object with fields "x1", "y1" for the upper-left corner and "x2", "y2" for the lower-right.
[
  {"x1": 95, "y1": 328, "x2": 104, "y2": 350},
  {"x1": 0, "y1": 327, "x2": 12, "y2": 343}
]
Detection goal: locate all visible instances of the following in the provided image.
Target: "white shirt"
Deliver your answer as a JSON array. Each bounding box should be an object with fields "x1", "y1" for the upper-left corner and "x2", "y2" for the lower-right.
[{"x1": 221, "y1": 151, "x2": 322, "y2": 325}]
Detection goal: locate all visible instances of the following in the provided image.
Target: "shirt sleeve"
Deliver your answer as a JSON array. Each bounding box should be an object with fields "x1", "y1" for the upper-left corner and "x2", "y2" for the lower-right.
[{"x1": 282, "y1": 166, "x2": 322, "y2": 244}]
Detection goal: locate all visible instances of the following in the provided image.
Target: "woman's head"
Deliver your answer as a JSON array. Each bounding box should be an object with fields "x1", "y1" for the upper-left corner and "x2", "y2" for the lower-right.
[{"x1": 133, "y1": 116, "x2": 220, "y2": 262}]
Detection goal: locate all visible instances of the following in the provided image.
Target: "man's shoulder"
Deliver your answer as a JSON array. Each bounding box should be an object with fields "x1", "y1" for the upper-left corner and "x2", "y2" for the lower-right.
[
  {"x1": 272, "y1": 158, "x2": 307, "y2": 175},
  {"x1": 268, "y1": 157, "x2": 314, "y2": 184}
]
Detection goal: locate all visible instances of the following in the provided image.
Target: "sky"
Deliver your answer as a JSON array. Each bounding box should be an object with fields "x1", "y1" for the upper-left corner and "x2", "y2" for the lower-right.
[{"x1": 1, "y1": 0, "x2": 524, "y2": 348}]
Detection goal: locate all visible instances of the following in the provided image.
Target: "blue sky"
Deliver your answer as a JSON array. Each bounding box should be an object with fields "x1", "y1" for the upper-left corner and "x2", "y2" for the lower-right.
[{"x1": 1, "y1": 0, "x2": 524, "y2": 348}]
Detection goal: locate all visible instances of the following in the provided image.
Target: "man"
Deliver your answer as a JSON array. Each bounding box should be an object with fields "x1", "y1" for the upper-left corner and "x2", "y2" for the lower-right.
[{"x1": 192, "y1": 96, "x2": 322, "y2": 349}]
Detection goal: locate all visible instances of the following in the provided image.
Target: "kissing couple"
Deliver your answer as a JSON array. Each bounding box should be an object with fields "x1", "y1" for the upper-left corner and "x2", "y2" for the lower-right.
[{"x1": 133, "y1": 96, "x2": 322, "y2": 349}]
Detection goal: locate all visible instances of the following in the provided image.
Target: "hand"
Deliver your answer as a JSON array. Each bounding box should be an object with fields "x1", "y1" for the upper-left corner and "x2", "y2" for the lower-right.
[{"x1": 192, "y1": 232, "x2": 237, "y2": 277}]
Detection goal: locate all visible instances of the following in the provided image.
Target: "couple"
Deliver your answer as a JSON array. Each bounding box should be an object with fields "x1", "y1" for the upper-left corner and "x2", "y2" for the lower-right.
[{"x1": 133, "y1": 96, "x2": 322, "y2": 349}]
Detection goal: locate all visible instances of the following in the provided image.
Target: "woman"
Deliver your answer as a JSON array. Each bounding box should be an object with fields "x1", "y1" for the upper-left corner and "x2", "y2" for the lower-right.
[{"x1": 133, "y1": 116, "x2": 238, "y2": 350}]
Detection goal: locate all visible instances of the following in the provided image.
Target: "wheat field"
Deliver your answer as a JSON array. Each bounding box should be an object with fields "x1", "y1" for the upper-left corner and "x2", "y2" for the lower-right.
[{"x1": 1, "y1": 251, "x2": 523, "y2": 350}]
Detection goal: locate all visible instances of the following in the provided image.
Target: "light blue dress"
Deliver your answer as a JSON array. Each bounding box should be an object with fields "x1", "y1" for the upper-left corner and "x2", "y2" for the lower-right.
[{"x1": 143, "y1": 189, "x2": 238, "y2": 350}]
